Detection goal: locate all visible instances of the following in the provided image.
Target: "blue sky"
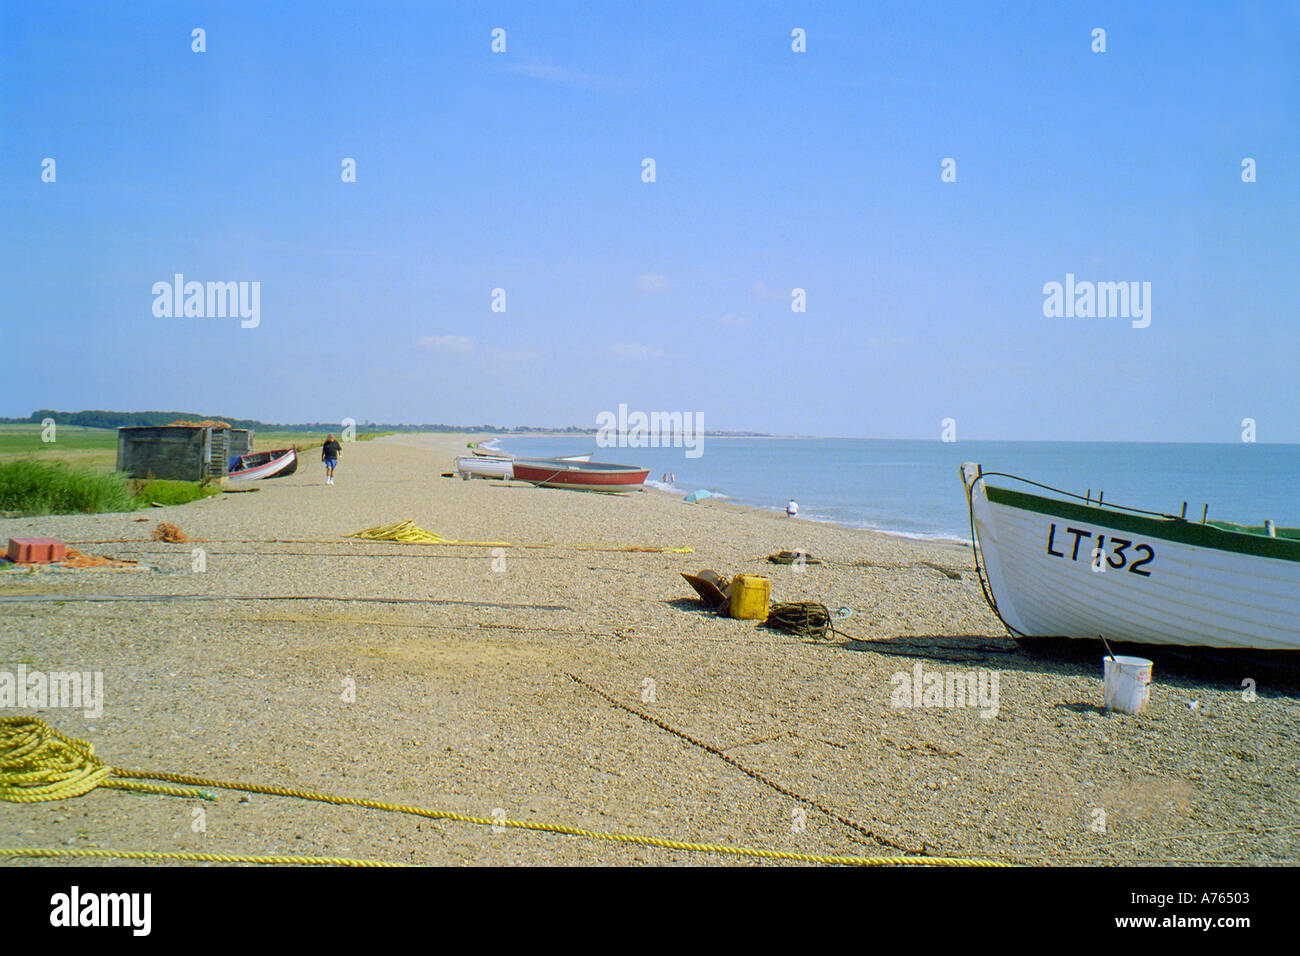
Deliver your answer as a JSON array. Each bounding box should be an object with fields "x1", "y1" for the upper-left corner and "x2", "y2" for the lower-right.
[{"x1": 2, "y1": 1, "x2": 1296, "y2": 441}]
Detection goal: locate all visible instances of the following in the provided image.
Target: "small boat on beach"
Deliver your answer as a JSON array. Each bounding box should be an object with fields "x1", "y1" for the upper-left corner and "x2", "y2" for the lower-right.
[
  {"x1": 471, "y1": 448, "x2": 591, "y2": 462},
  {"x1": 456, "y1": 455, "x2": 514, "y2": 480},
  {"x1": 512, "y1": 458, "x2": 650, "y2": 493},
  {"x1": 228, "y1": 447, "x2": 298, "y2": 481},
  {"x1": 961, "y1": 463, "x2": 1300, "y2": 650},
  {"x1": 455, "y1": 453, "x2": 594, "y2": 480}
]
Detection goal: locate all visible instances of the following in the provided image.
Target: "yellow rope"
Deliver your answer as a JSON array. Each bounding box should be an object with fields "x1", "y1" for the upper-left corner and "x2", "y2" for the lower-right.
[
  {"x1": 0, "y1": 718, "x2": 113, "y2": 801},
  {"x1": 0, "y1": 847, "x2": 409, "y2": 866},
  {"x1": 345, "y1": 519, "x2": 692, "y2": 553},
  {"x1": 0, "y1": 718, "x2": 211, "y2": 803},
  {"x1": 345, "y1": 519, "x2": 514, "y2": 548},
  {"x1": 0, "y1": 716, "x2": 1004, "y2": 867}
]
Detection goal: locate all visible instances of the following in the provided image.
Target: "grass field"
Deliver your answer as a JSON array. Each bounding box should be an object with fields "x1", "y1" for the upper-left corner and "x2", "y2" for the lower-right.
[
  {"x1": 0, "y1": 424, "x2": 121, "y2": 469},
  {"x1": 0, "y1": 424, "x2": 347, "y2": 470}
]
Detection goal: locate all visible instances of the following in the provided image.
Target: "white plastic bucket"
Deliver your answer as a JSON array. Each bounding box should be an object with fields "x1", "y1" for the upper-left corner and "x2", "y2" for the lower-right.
[{"x1": 1103, "y1": 655, "x2": 1153, "y2": 714}]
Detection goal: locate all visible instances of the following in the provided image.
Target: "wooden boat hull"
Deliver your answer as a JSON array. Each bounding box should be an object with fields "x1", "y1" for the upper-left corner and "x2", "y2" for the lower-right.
[
  {"x1": 228, "y1": 447, "x2": 297, "y2": 481},
  {"x1": 961, "y1": 463, "x2": 1300, "y2": 650},
  {"x1": 512, "y1": 459, "x2": 649, "y2": 492}
]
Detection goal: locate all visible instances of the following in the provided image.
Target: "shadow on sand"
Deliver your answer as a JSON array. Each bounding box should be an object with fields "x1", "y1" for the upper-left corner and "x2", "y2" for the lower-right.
[{"x1": 838, "y1": 632, "x2": 1300, "y2": 697}]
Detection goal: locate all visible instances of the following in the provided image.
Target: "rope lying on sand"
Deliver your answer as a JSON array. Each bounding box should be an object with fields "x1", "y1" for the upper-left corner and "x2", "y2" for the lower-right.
[
  {"x1": 0, "y1": 847, "x2": 408, "y2": 867},
  {"x1": 345, "y1": 519, "x2": 693, "y2": 553},
  {"x1": 0, "y1": 716, "x2": 1005, "y2": 867},
  {"x1": 764, "y1": 602, "x2": 845, "y2": 640},
  {"x1": 565, "y1": 673, "x2": 924, "y2": 856},
  {"x1": 0, "y1": 594, "x2": 570, "y2": 610},
  {"x1": 346, "y1": 520, "x2": 513, "y2": 547}
]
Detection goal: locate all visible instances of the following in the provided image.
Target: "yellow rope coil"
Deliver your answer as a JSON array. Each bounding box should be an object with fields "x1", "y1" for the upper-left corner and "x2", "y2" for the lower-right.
[
  {"x1": 0, "y1": 718, "x2": 114, "y2": 801},
  {"x1": 0, "y1": 716, "x2": 1005, "y2": 867},
  {"x1": 0, "y1": 717, "x2": 209, "y2": 803}
]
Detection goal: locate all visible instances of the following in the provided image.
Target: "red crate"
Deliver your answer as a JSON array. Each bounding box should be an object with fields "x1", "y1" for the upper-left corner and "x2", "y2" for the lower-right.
[{"x1": 6, "y1": 537, "x2": 67, "y2": 563}]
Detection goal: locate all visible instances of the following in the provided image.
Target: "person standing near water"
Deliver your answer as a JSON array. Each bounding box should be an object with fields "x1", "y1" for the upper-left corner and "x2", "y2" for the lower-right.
[
  {"x1": 321, "y1": 434, "x2": 341, "y2": 485},
  {"x1": 787, "y1": 499, "x2": 799, "y2": 517}
]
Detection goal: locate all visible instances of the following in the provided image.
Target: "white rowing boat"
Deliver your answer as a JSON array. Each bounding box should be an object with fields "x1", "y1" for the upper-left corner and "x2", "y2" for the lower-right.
[
  {"x1": 455, "y1": 455, "x2": 513, "y2": 480},
  {"x1": 960, "y1": 463, "x2": 1300, "y2": 650},
  {"x1": 455, "y1": 453, "x2": 593, "y2": 480},
  {"x1": 227, "y1": 447, "x2": 298, "y2": 481}
]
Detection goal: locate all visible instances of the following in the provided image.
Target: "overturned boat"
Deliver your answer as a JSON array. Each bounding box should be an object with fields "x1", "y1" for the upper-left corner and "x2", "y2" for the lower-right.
[
  {"x1": 961, "y1": 463, "x2": 1300, "y2": 650},
  {"x1": 512, "y1": 458, "x2": 649, "y2": 493},
  {"x1": 228, "y1": 447, "x2": 298, "y2": 481}
]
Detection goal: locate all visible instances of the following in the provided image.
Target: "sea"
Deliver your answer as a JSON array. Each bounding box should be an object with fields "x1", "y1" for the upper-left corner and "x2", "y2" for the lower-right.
[{"x1": 489, "y1": 437, "x2": 1300, "y2": 543}]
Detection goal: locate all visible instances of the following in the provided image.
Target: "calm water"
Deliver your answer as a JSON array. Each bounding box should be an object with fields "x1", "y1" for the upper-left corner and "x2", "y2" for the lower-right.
[{"x1": 495, "y1": 437, "x2": 1300, "y2": 542}]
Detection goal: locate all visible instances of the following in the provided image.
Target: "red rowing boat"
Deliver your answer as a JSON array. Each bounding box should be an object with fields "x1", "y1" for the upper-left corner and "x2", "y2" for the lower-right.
[{"x1": 511, "y1": 458, "x2": 649, "y2": 492}]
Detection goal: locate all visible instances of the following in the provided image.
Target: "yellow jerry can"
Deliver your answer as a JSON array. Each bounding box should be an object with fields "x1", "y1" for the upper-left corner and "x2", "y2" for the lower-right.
[{"x1": 728, "y1": 574, "x2": 771, "y2": 620}]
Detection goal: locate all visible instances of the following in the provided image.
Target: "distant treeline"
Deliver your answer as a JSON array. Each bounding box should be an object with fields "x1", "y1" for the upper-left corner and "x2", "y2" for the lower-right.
[{"x1": 0, "y1": 410, "x2": 765, "y2": 436}]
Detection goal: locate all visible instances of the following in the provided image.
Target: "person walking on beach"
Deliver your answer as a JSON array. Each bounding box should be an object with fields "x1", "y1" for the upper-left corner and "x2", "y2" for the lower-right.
[
  {"x1": 787, "y1": 499, "x2": 799, "y2": 517},
  {"x1": 321, "y1": 434, "x2": 341, "y2": 485}
]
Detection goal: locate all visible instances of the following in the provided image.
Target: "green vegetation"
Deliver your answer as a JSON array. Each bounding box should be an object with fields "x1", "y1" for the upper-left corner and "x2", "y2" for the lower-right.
[
  {"x1": 130, "y1": 479, "x2": 223, "y2": 507},
  {"x1": 1, "y1": 409, "x2": 266, "y2": 430},
  {"x1": 0, "y1": 424, "x2": 367, "y2": 469},
  {"x1": 0, "y1": 460, "x2": 137, "y2": 515},
  {"x1": 0, "y1": 424, "x2": 120, "y2": 470},
  {"x1": 252, "y1": 430, "x2": 329, "y2": 453},
  {"x1": 0, "y1": 460, "x2": 223, "y2": 516},
  {"x1": 0, "y1": 419, "x2": 400, "y2": 515}
]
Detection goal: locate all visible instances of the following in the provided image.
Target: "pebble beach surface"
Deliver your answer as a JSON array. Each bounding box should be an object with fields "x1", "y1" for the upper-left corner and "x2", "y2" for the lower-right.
[{"x1": 2, "y1": 434, "x2": 1297, "y2": 866}]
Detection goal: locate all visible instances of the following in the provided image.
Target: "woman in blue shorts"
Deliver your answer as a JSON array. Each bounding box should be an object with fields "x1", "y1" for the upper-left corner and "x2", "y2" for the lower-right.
[{"x1": 321, "y1": 434, "x2": 341, "y2": 485}]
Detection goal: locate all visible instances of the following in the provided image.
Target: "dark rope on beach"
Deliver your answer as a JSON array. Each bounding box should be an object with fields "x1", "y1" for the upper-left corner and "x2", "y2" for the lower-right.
[
  {"x1": 565, "y1": 672, "x2": 918, "y2": 855},
  {"x1": 763, "y1": 602, "x2": 849, "y2": 641}
]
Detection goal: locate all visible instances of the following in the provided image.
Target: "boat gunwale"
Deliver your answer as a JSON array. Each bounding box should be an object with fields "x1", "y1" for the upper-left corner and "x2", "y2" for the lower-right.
[
  {"x1": 511, "y1": 459, "x2": 647, "y2": 475},
  {"x1": 983, "y1": 484, "x2": 1300, "y2": 564}
]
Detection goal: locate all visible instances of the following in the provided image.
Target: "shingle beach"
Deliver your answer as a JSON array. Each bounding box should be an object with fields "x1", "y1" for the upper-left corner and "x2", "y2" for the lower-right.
[{"x1": 2, "y1": 435, "x2": 1296, "y2": 865}]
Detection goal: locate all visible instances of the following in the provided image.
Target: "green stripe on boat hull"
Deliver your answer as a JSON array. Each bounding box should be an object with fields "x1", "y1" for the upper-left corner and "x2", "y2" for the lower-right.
[{"x1": 984, "y1": 486, "x2": 1300, "y2": 564}]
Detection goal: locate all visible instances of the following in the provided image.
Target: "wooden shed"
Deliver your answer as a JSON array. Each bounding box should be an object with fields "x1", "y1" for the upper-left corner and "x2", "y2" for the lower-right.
[
  {"x1": 227, "y1": 428, "x2": 254, "y2": 457},
  {"x1": 116, "y1": 425, "x2": 230, "y2": 481}
]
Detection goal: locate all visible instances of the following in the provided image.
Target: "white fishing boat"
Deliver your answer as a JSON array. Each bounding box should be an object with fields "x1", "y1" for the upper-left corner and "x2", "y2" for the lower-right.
[{"x1": 960, "y1": 463, "x2": 1300, "y2": 650}]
